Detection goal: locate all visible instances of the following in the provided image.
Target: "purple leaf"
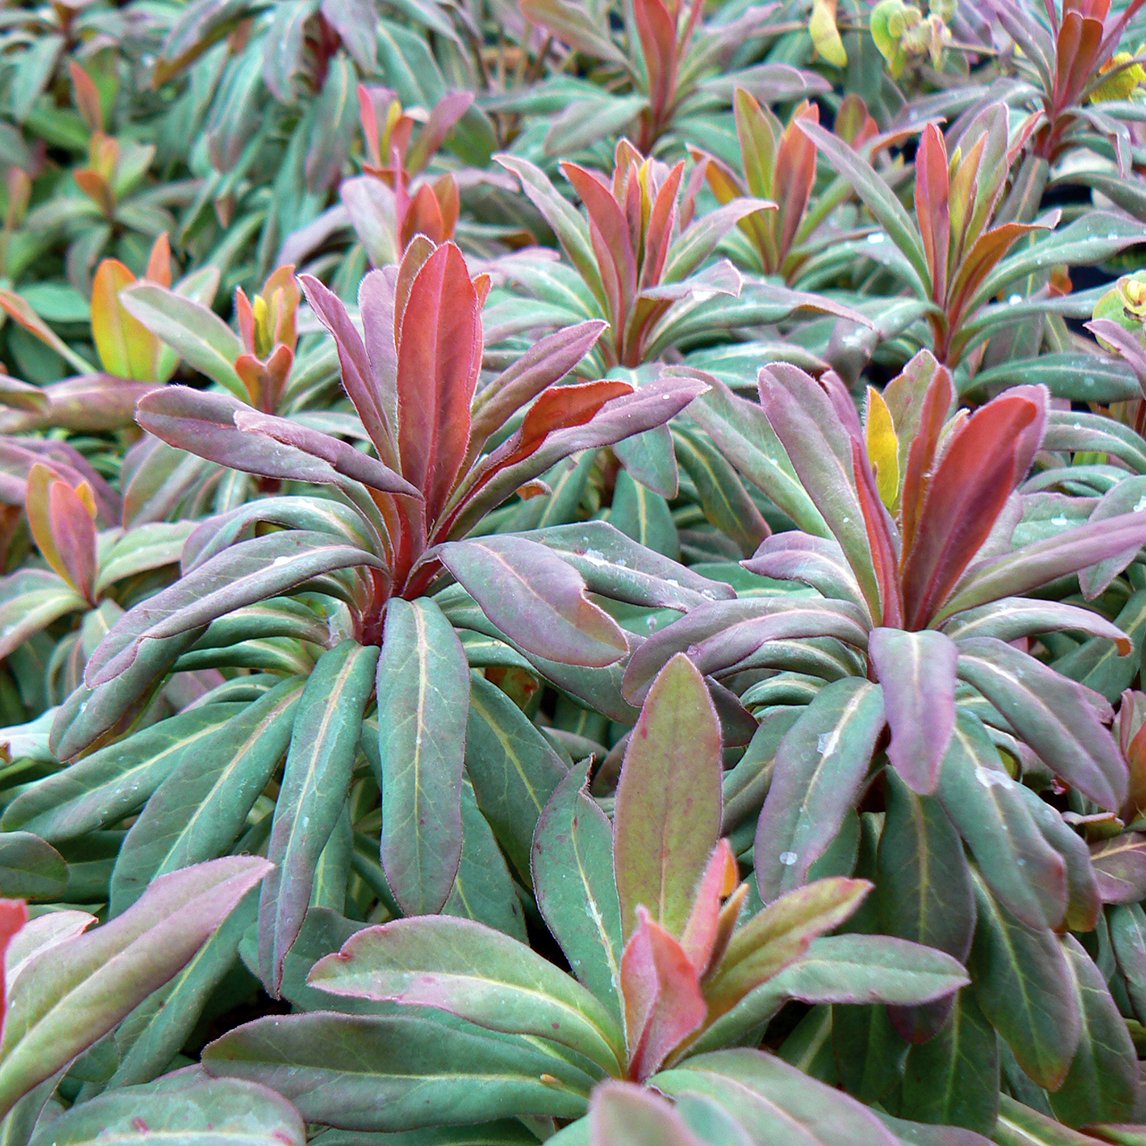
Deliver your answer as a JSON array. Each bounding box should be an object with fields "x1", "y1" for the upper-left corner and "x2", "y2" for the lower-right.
[{"x1": 869, "y1": 628, "x2": 959, "y2": 794}]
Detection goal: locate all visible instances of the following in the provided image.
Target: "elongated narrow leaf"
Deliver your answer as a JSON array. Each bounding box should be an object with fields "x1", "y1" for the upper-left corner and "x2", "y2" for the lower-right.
[
  {"x1": 902, "y1": 990, "x2": 998, "y2": 1135},
  {"x1": 1046, "y1": 936, "x2": 1136, "y2": 1127},
  {"x1": 755, "y1": 679, "x2": 885, "y2": 900},
  {"x1": 310, "y1": 915, "x2": 624, "y2": 1074},
  {"x1": 937, "y1": 712, "x2": 1067, "y2": 930},
  {"x1": 27, "y1": 1074, "x2": 305, "y2": 1146},
  {"x1": 796, "y1": 119, "x2": 929, "y2": 292},
  {"x1": 439, "y1": 536, "x2": 628, "y2": 668},
  {"x1": 121, "y1": 283, "x2": 246, "y2": 397},
  {"x1": 654, "y1": 1048, "x2": 899, "y2": 1146},
  {"x1": 0, "y1": 857, "x2": 270, "y2": 1118},
  {"x1": 377, "y1": 598, "x2": 468, "y2": 915},
  {"x1": 869, "y1": 628, "x2": 959, "y2": 793},
  {"x1": 260, "y1": 640, "x2": 379, "y2": 995},
  {"x1": 3, "y1": 704, "x2": 241, "y2": 842},
  {"x1": 465, "y1": 675, "x2": 568, "y2": 880},
  {"x1": 615, "y1": 655, "x2": 722, "y2": 939},
  {"x1": 969, "y1": 872, "x2": 1081, "y2": 1090},
  {"x1": 687, "y1": 377, "x2": 827, "y2": 536},
  {"x1": 85, "y1": 531, "x2": 381, "y2": 686},
  {"x1": 203, "y1": 1012, "x2": 592, "y2": 1131},
  {"x1": 957, "y1": 637, "x2": 1127, "y2": 810},
  {"x1": 694, "y1": 933, "x2": 969, "y2": 1056},
  {"x1": 533, "y1": 763, "x2": 625, "y2": 1020},
  {"x1": 705, "y1": 878, "x2": 871, "y2": 1019},
  {"x1": 109, "y1": 679, "x2": 302, "y2": 913},
  {"x1": 0, "y1": 834, "x2": 66, "y2": 902},
  {"x1": 621, "y1": 909, "x2": 707, "y2": 1082}
]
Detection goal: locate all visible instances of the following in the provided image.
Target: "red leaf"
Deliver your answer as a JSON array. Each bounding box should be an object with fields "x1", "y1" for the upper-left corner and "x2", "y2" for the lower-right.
[
  {"x1": 852, "y1": 439, "x2": 903, "y2": 627},
  {"x1": 914, "y1": 124, "x2": 950, "y2": 307},
  {"x1": 621, "y1": 908, "x2": 707, "y2": 1081},
  {"x1": 679, "y1": 840, "x2": 741, "y2": 975},
  {"x1": 902, "y1": 388, "x2": 1046, "y2": 629},
  {"x1": 899, "y1": 363, "x2": 954, "y2": 557},
  {"x1": 774, "y1": 103, "x2": 819, "y2": 264},
  {"x1": 394, "y1": 242, "x2": 482, "y2": 523},
  {"x1": 634, "y1": 0, "x2": 679, "y2": 125},
  {"x1": 0, "y1": 900, "x2": 27, "y2": 1046}
]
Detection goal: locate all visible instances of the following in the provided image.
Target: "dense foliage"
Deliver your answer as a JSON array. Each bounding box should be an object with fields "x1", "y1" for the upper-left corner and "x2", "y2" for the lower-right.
[{"x1": 1, "y1": 0, "x2": 1146, "y2": 1142}]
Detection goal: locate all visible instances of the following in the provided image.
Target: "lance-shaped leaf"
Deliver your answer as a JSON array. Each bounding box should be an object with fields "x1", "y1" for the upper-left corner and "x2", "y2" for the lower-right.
[
  {"x1": 310, "y1": 915, "x2": 624, "y2": 1074},
  {"x1": 941, "y1": 509, "x2": 1146, "y2": 620},
  {"x1": 121, "y1": 283, "x2": 246, "y2": 398},
  {"x1": 687, "y1": 376, "x2": 827, "y2": 536},
  {"x1": 260, "y1": 640, "x2": 379, "y2": 995},
  {"x1": 533, "y1": 763, "x2": 625, "y2": 1021},
  {"x1": 969, "y1": 873, "x2": 1080, "y2": 1091},
  {"x1": 203, "y1": 1011, "x2": 593, "y2": 1130},
  {"x1": 109, "y1": 678, "x2": 302, "y2": 913},
  {"x1": 529, "y1": 521, "x2": 734, "y2": 612},
  {"x1": 91, "y1": 259, "x2": 169, "y2": 382},
  {"x1": 755, "y1": 679, "x2": 885, "y2": 900},
  {"x1": 0, "y1": 571, "x2": 86, "y2": 662},
  {"x1": 299, "y1": 272, "x2": 397, "y2": 466},
  {"x1": 25, "y1": 464, "x2": 98, "y2": 603},
  {"x1": 623, "y1": 597, "x2": 871, "y2": 703},
  {"x1": 654, "y1": 1048, "x2": 900, "y2": 1146},
  {"x1": 935, "y1": 710, "x2": 1068, "y2": 935},
  {"x1": 621, "y1": 908, "x2": 708, "y2": 1082},
  {"x1": 25, "y1": 1074, "x2": 306, "y2": 1146},
  {"x1": 704, "y1": 878, "x2": 871, "y2": 1021},
  {"x1": 0, "y1": 834, "x2": 66, "y2": 902},
  {"x1": 743, "y1": 533, "x2": 866, "y2": 612},
  {"x1": 0, "y1": 856, "x2": 270, "y2": 1118},
  {"x1": 900, "y1": 388, "x2": 1045, "y2": 629},
  {"x1": 869, "y1": 628, "x2": 959, "y2": 794},
  {"x1": 758, "y1": 364, "x2": 882, "y2": 619},
  {"x1": 957, "y1": 637, "x2": 1127, "y2": 811},
  {"x1": 85, "y1": 531, "x2": 382, "y2": 686},
  {"x1": 465, "y1": 675, "x2": 568, "y2": 880},
  {"x1": 615, "y1": 654, "x2": 722, "y2": 940},
  {"x1": 377, "y1": 598, "x2": 468, "y2": 915},
  {"x1": 943, "y1": 597, "x2": 1133, "y2": 650},
  {"x1": 0, "y1": 899, "x2": 27, "y2": 1045},
  {"x1": 136, "y1": 386, "x2": 418, "y2": 499},
  {"x1": 795, "y1": 119, "x2": 929, "y2": 293},
  {"x1": 694, "y1": 933, "x2": 970, "y2": 1054},
  {"x1": 439, "y1": 536, "x2": 628, "y2": 668},
  {"x1": 466, "y1": 320, "x2": 607, "y2": 465},
  {"x1": 394, "y1": 242, "x2": 482, "y2": 522},
  {"x1": 1046, "y1": 936, "x2": 1137, "y2": 1127}
]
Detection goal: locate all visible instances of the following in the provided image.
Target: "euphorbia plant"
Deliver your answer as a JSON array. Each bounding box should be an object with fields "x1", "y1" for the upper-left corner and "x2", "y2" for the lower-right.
[
  {"x1": 797, "y1": 103, "x2": 1143, "y2": 373},
  {"x1": 646, "y1": 352, "x2": 1146, "y2": 1124},
  {"x1": 202, "y1": 654, "x2": 969, "y2": 1138},
  {"x1": 38, "y1": 237, "x2": 720, "y2": 996}
]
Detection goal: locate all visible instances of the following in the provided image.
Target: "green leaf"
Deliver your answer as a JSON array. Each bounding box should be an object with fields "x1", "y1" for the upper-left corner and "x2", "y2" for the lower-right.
[
  {"x1": 109, "y1": 679, "x2": 302, "y2": 913},
  {"x1": 0, "y1": 833, "x2": 66, "y2": 902},
  {"x1": 588, "y1": 1081, "x2": 707, "y2": 1146},
  {"x1": 969, "y1": 873, "x2": 1080, "y2": 1090},
  {"x1": 1046, "y1": 937, "x2": 1137, "y2": 1127},
  {"x1": 901, "y1": 990, "x2": 998, "y2": 1134},
  {"x1": 754, "y1": 679, "x2": 885, "y2": 900},
  {"x1": 0, "y1": 857, "x2": 270, "y2": 1118},
  {"x1": 259, "y1": 640, "x2": 379, "y2": 995},
  {"x1": 686, "y1": 378, "x2": 827, "y2": 537},
  {"x1": 120, "y1": 283, "x2": 246, "y2": 397},
  {"x1": 614, "y1": 654, "x2": 723, "y2": 939},
  {"x1": 377, "y1": 598, "x2": 469, "y2": 915},
  {"x1": 310, "y1": 914, "x2": 624, "y2": 1074},
  {"x1": 29, "y1": 1072, "x2": 303, "y2": 1145},
  {"x1": 465, "y1": 675, "x2": 568, "y2": 881},
  {"x1": 533, "y1": 763, "x2": 625, "y2": 1021},
  {"x1": 443, "y1": 782, "x2": 528, "y2": 941},
  {"x1": 937, "y1": 712, "x2": 1067, "y2": 930},
  {"x1": 653, "y1": 1048, "x2": 899, "y2": 1145},
  {"x1": 203, "y1": 1012, "x2": 592, "y2": 1131},
  {"x1": 795, "y1": 120, "x2": 930, "y2": 294},
  {"x1": 3, "y1": 704, "x2": 242, "y2": 843}
]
